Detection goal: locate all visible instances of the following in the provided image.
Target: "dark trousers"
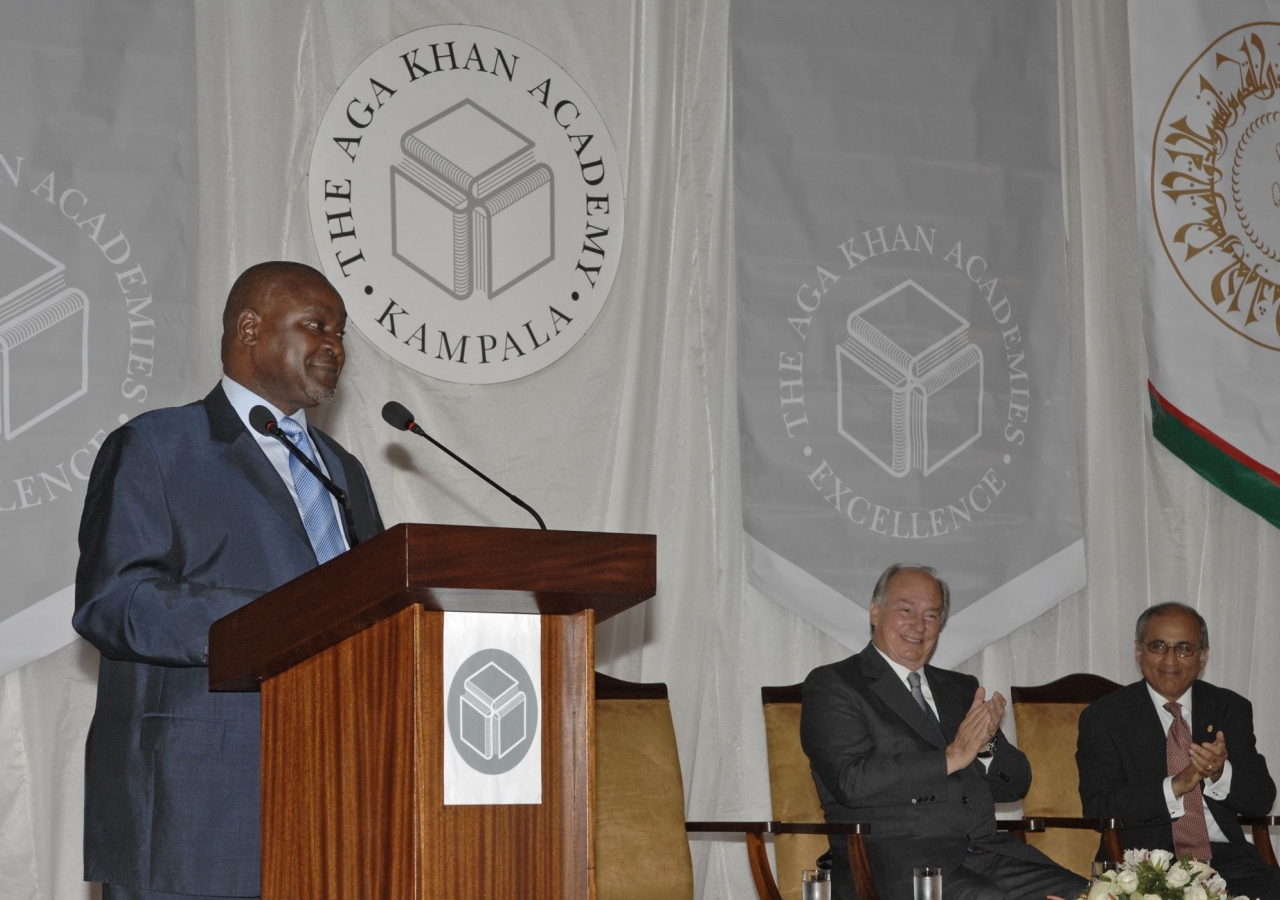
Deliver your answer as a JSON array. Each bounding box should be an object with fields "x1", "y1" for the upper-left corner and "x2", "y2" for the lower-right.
[
  {"x1": 1210, "y1": 841, "x2": 1280, "y2": 900},
  {"x1": 945, "y1": 848, "x2": 1087, "y2": 900},
  {"x1": 833, "y1": 845, "x2": 1086, "y2": 900}
]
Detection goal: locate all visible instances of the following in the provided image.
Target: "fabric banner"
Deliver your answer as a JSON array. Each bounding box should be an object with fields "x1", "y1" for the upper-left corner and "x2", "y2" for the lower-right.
[
  {"x1": 1130, "y1": 0, "x2": 1280, "y2": 529},
  {"x1": 734, "y1": 0, "x2": 1084, "y2": 665},
  {"x1": 443, "y1": 611, "x2": 542, "y2": 805},
  {"x1": 0, "y1": 0, "x2": 200, "y2": 678}
]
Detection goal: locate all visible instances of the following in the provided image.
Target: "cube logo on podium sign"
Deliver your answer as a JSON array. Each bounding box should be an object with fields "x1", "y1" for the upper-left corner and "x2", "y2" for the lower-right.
[
  {"x1": 0, "y1": 222, "x2": 89, "y2": 441},
  {"x1": 459, "y1": 661, "x2": 528, "y2": 760},
  {"x1": 836, "y1": 279, "x2": 983, "y2": 477},
  {"x1": 446, "y1": 646, "x2": 539, "y2": 779}
]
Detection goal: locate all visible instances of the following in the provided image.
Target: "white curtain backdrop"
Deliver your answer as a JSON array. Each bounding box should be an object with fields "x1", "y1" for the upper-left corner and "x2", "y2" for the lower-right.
[{"x1": 3, "y1": 2, "x2": 1278, "y2": 898}]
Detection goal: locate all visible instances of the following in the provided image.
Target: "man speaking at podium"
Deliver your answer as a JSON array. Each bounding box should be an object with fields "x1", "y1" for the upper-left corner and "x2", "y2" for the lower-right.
[{"x1": 73, "y1": 261, "x2": 383, "y2": 900}]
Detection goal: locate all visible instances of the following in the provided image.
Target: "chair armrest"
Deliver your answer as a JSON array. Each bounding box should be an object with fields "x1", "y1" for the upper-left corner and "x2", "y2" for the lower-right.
[
  {"x1": 686, "y1": 820, "x2": 774, "y2": 833},
  {"x1": 1010, "y1": 816, "x2": 1125, "y2": 862},
  {"x1": 1023, "y1": 816, "x2": 1124, "y2": 831},
  {"x1": 995, "y1": 817, "x2": 1037, "y2": 842},
  {"x1": 685, "y1": 821, "x2": 781, "y2": 900},
  {"x1": 1238, "y1": 816, "x2": 1279, "y2": 868},
  {"x1": 683, "y1": 821, "x2": 876, "y2": 900},
  {"x1": 771, "y1": 821, "x2": 870, "y2": 835}
]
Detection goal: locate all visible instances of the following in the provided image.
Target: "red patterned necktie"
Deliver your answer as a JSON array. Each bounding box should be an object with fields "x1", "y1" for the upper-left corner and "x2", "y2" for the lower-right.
[{"x1": 1165, "y1": 701, "x2": 1212, "y2": 861}]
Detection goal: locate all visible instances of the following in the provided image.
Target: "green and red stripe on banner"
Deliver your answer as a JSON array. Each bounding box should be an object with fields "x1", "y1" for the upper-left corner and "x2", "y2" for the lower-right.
[{"x1": 1149, "y1": 382, "x2": 1280, "y2": 528}]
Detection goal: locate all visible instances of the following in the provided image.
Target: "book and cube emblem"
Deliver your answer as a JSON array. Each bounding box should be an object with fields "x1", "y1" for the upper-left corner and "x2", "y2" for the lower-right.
[
  {"x1": 391, "y1": 99, "x2": 554, "y2": 301},
  {"x1": 459, "y1": 661, "x2": 528, "y2": 761},
  {"x1": 836, "y1": 279, "x2": 983, "y2": 477},
  {"x1": 0, "y1": 223, "x2": 88, "y2": 440}
]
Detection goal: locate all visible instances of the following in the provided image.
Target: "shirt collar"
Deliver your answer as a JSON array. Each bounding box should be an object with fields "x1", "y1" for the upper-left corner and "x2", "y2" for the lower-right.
[
  {"x1": 221, "y1": 375, "x2": 309, "y2": 432},
  {"x1": 1146, "y1": 680, "x2": 1192, "y2": 716},
  {"x1": 873, "y1": 644, "x2": 923, "y2": 686}
]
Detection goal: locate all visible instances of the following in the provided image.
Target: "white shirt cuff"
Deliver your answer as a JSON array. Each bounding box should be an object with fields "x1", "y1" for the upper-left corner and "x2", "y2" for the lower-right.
[
  {"x1": 1164, "y1": 775, "x2": 1185, "y2": 818},
  {"x1": 1203, "y1": 759, "x2": 1233, "y2": 799}
]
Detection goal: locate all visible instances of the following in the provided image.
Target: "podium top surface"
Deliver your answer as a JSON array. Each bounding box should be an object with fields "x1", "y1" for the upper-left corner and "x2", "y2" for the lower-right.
[{"x1": 208, "y1": 523, "x2": 655, "y2": 691}]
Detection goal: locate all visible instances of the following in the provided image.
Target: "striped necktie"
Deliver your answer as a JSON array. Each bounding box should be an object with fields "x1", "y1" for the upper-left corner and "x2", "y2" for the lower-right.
[{"x1": 277, "y1": 417, "x2": 346, "y2": 564}]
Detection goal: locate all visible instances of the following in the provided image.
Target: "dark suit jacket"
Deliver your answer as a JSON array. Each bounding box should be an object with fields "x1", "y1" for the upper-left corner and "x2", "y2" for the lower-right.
[
  {"x1": 73, "y1": 384, "x2": 383, "y2": 896},
  {"x1": 1077, "y1": 679, "x2": 1276, "y2": 856},
  {"x1": 801, "y1": 643, "x2": 1051, "y2": 900}
]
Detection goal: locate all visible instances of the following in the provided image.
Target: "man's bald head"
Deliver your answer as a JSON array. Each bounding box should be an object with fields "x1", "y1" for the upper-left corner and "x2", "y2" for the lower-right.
[
  {"x1": 220, "y1": 261, "x2": 348, "y2": 415},
  {"x1": 220, "y1": 261, "x2": 330, "y2": 363}
]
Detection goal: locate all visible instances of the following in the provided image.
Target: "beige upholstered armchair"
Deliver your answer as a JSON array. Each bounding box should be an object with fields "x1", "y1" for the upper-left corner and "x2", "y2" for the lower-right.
[
  {"x1": 595, "y1": 672, "x2": 697, "y2": 899},
  {"x1": 596, "y1": 673, "x2": 817, "y2": 900},
  {"x1": 1010, "y1": 673, "x2": 1127, "y2": 874},
  {"x1": 760, "y1": 684, "x2": 877, "y2": 900}
]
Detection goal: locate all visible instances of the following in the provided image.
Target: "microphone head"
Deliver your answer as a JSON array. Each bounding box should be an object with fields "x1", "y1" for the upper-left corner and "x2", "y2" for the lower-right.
[
  {"x1": 248, "y1": 405, "x2": 278, "y2": 436},
  {"x1": 381, "y1": 400, "x2": 416, "y2": 432}
]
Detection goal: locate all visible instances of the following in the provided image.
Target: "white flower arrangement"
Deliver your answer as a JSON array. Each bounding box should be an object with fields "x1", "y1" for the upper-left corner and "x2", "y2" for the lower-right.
[{"x1": 1082, "y1": 850, "x2": 1249, "y2": 900}]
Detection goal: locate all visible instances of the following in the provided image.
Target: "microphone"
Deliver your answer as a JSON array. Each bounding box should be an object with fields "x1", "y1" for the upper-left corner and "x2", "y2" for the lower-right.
[
  {"x1": 248, "y1": 405, "x2": 360, "y2": 548},
  {"x1": 381, "y1": 400, "x2": 547, "y2": 530}
]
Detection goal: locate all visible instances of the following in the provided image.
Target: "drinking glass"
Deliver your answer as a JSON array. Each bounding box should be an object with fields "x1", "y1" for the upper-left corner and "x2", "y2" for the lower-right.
[
  {"x1": 913, "y1": 866, "x2": 942, "y2": 900},
  {"x1": 802, "y1": 868, "x2": 832, "y2": 900}
]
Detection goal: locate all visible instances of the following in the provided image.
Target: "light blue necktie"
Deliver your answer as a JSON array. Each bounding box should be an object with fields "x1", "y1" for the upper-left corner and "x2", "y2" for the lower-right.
[{"x1": 277, "y1": 417, "x2": 346, "y2": 564}]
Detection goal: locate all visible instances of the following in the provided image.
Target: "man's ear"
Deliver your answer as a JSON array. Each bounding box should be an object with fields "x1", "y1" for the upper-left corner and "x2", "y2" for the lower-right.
[{"x1": 236, "y1": 309, "x2": 260, "y2": 347}]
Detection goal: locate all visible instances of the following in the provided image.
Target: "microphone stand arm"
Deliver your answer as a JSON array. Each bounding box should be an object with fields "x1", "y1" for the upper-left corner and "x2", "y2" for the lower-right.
[{"x1": 410, "y1": 424, "x2": 547, "y2": 530}]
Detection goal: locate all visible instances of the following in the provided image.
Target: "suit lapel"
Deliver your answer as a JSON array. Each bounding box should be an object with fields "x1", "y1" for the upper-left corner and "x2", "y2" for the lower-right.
[
  {"x1": 1189, "y1": 681, "x2": 1215, "y2": 747},
  {"x1": 311, "y1": 429, "x2": 351, "y2": 496},
  {"x1": 204, "y1": 384, "x2": 312, "y2": 553},
  {"x1": 860, "y1": 645, "x2": 947, "y2": 749},
  {"x1": 1130, "y1": 681, "x2": 1170, "y2": 773},
  {"x1": 929, "y1": 668, "x2": 966, "y2": 743}
]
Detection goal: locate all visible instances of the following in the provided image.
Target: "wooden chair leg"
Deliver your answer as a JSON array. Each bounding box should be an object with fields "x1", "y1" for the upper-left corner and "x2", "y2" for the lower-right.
[
  {"x1": 1251, "y1": 823, "x2": 1279, "y2": 869},
  {"x1": 1102, "y1": 826, "x2": 1123, "y2": 864},
  {"x1": 847, "y1": 833, "x2": 879, "y2": 900},
  {"x1": 745, "y1": 830, "x2": 785, "y2": 900}
]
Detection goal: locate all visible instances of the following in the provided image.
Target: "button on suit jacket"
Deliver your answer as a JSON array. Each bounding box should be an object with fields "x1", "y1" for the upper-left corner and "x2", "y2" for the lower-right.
[
  {"x1": 73, "y1": 383, "x2": 383, "y2": 896},
  {"x1": 801, "y1": 643, "x2": 1053, "y2": 900}
]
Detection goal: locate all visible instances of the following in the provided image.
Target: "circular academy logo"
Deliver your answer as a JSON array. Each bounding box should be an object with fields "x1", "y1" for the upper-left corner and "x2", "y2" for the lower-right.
[
  {"x1": 1153, "y1": 23, "x2": 1280, "y2": 349},
  {"x1": 446, "y1": 648, "x2": 539, "y2": 774},
  {"x1": 777, "y1": 225, "x2": 1031, "y2": 540},
  {"x1": 309, "y1": 25, "x2": 624, "y2": 384}
]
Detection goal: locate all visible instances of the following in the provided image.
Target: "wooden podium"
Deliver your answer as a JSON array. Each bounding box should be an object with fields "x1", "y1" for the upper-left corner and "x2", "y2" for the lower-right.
[{"x1": 208, "y1": 523, "x2": 656, "y2": 900}]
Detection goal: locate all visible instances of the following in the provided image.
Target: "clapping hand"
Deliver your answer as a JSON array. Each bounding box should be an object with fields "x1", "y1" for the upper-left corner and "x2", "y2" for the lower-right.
[
  {"x1": 1173, "y1": 730, "x2": 1228, "y2": 795},
  {"x1": 945, "y1": 687, "x2": 1005, "y2": 774}
]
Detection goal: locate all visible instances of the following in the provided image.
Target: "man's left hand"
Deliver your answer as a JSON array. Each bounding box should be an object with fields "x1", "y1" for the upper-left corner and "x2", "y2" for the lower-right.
[{"x1": 1189, "y1": 730, "x2": 1228, "y2": 782}]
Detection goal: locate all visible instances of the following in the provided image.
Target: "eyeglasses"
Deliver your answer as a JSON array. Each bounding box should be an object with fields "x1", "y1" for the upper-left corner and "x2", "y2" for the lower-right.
[{"x1": 1140, "y1": 640, "x2": 1202, "y2": 658}]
